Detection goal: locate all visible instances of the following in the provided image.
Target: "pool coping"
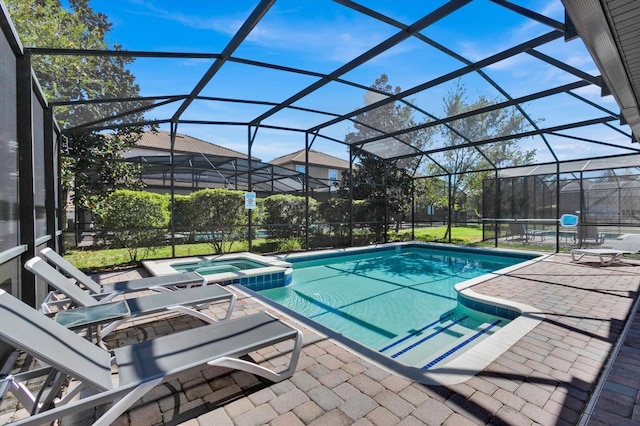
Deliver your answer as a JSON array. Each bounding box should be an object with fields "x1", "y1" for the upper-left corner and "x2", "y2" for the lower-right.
[
  {"x1": 259, "y1": 242, "x2": 548, "y2": 385},
  {"x1": 142, "y1": 252, "x2": 292, "y2": 284}
]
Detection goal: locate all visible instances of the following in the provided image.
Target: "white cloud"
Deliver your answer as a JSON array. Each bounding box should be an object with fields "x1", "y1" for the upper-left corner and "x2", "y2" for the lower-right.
[
  {"x1": 127, "y1": 1, "x2": 392, "y2": 63},
  {"x1": 126, "y1": 0, "x2": 249, "y2": 33},
  {"x1": 509, "y1": 0, "x2": 565, "y2": 39}
]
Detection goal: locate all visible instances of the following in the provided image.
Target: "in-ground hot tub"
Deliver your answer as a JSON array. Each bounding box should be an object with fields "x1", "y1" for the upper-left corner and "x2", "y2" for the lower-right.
[{"x1": 143, "y1": 252, "x2": 293, "y2": 290}]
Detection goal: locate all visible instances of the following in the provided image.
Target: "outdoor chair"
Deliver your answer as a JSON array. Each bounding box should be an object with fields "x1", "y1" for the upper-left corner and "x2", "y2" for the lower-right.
[
  {"x1": 39, "y1": 247, "x2": 206, "y2": 300},
  {"x1": 507, "y1": 223, "x2": 527, "y2": 240},
  {"x1": 525, "y1": 227, "x2": 545, "y2": 242},
  {"x1": 24, "y1": 257, "x2": 236, "y2": 340},
  {"x1": 506, "y1": 222, "x2": 545, "y2": 242},
  {"x1": 571, "y1": 234, "x2": 640, "y2": 266},
  {"x1": 0, "y1": 289, "x2": 302, "y2": 426},
  {"x1": 0, "y1": 340, "x2": 18, "y2": 401},
  {"x1": 575, "y1": 225, "x2": 605, "y2": 246}
]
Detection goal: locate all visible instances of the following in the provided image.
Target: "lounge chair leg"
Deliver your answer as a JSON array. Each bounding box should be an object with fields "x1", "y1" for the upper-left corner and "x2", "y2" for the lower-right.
[
  {"x1": 208, "y1": 330, "x2": 303, "y2": 382},
  {"x1": 100, "y1": 319, "x2": 128, "y2": 338},
  {"x1": 167, "y1": 305, "x2": 220, "y2": 324},
  {"x1": 599, "y1": 253, "x2": 622, "y2": 266},
  {"x1": 38, "y1": 371, "x2": 67, "y2": 414},
  {"x1": 223, "y1": 293, "x2": 237, "y2": 320},
  {"x1": 195, "y1": 292, "x2": 236, "y2": 315},
  {"x1": 7, "y1": 379, "x2": 38, "y2": 414},
  {"x1": 571, "y1": 252, "x2": 586, "y2": 262},
  {"x1": 5, "y1": 366, "x2": 59, "y2": 414},
  {"x1": 94, "y1": 378, "x2": 162, "y2": 426},
  {"x1": 56, "y1": 381, "x2": 89, "y2": 406},
  {"x1": 167, "y1": 293, "x2": 236, "y2": 323}
]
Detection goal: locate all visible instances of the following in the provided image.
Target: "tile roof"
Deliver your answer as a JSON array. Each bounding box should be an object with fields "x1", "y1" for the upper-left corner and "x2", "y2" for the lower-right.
[
  {"x1": 137, "y1": 130, "x2": 257, "y2": 160},
  {"x1": 270, "y1": 149, "x2": 350, "y2": 169}
]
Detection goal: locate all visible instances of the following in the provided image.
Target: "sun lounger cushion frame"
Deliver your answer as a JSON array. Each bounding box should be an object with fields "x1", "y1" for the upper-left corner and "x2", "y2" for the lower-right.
[
  {"x1": 571, "y1": 249, "x2": 625, "y2": 266},
  {"x1": 39, "y1": 247, "x2": 206, "y2": 298},
  {"x1": 24, "y1": 257, "x2": 236, "y2": 339},
  {"x1": 0, "y1": 289, "x2": 302, "y2": 426}
]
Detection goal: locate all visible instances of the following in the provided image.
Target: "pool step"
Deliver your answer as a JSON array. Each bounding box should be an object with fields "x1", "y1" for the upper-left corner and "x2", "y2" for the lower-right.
[
  {"x1": 379, "y1": 316, "x2": 505, "y2": 368},
  {"x1": 419, "y1": 319, "x2": 503, "y2": 369}
]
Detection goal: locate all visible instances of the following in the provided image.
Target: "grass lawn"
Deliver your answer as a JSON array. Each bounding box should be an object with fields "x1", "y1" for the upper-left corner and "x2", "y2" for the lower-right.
[
  {"x1": 404, "y1": 224, "x2": 483, "y2": 244},
  {"x1": 64, "y1": 225, "x2": 487, "y2": 271},
  {"x1": 65, "y1": 241, "x2": 265, "y2": 271}
]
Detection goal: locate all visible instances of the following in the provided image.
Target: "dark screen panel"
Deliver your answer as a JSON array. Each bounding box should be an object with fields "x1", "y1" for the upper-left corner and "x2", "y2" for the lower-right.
[
  {"x1": 0, "y1": 29, "x2": 19, "y2": 252},
  {"x1": 32, "y1": 92, "x2": 46, "y2": 238},
  {"x1": 0, "y1": 257, "x2": 20, "y2": 296},
  {"x1": 53, "y1": 131, "x2": 60, "y2": 228}
]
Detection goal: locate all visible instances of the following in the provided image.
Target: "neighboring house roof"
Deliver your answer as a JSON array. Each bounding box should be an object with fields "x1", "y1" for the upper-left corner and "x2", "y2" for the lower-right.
[
  {"x1": 270, "y1": 149, "x2": 350, "y2": 169},
  {"x1": 135, "y1": 130, "x2": 258, "y2": 160}
]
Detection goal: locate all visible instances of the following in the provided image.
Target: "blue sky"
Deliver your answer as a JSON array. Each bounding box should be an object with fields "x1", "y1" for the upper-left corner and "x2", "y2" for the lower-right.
[{"x1": 59, "y1": 0, "x2": 635, "y2": 165}]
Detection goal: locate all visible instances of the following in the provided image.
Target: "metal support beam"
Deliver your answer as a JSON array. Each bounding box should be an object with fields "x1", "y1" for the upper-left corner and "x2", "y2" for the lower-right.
[
  {"x1": 447, "y1": 174, "x2": 453, "y2": 244},
  {"x1": 169, "y1": 122, "x2": 178, "y2": 258},
  {"x1": 310, "y1": 30, "x2": 563, "y2": 134},
  {"x1": 171, "y1": 0, "x2": 275, "y2": 123},
  {"x1": 43, "y1": 106, "x2": 58, "y2": 252},
  {"x1": 354, "y1": 79, "x2": 589, "y2": 152},
  {"x1": 247, "y1": 126, "x2": 256, "y2": 252},
  {"x1": 383, "y1": 161, "x2": 388, "y2": 243},
  {"x1": 17, "y1": 51, "x2": 36, "y2": 306},
  {"x1": 490, "y1": 0, "x2": 564, "y2": 30},
  {"x1": 349, "y1": 145, "x2": 354, "y2": 247},
  {"x1": 305, "y1": 134, "x2": 310, "y2": 250},
  {"x1": 252, "y1": 0, "x2": 471, "y2": 126},
  {"x1": 494, "y1": 169, "x2": 500, "y2": 248},
  {"x1": 411, "y1": 179, "x2": 415, "y2": 240}
]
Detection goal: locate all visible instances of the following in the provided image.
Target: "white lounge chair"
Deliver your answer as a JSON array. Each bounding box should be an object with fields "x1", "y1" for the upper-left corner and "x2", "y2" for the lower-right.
[
  {"x1": 39, "y1": 247, "x2": 206, "y2": 299},
  {"x1": 570, "y1": 234, "x2": 640, "y2": 266},
  {"x1": 24, "y1": 257, "x2": 236, "y2": 339},
  {"x1": 571, "y1": 249, "x2": 625, "y2": 266},
  {"x1": 0, "y1": 289, "x2": 302, "y2": 426}
]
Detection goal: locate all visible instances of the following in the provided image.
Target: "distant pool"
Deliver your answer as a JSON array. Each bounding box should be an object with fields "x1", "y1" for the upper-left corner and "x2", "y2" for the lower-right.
[{"x1": 258, "y1": 244, "x2": 538, "y2": 372}]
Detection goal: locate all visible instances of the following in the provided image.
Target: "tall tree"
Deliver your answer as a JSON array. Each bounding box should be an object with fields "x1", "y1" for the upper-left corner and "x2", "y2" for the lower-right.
[
  {"x1": 6, "y1": 0, "x2": 150, "y2": 212},
  {"x1": 339, "y1": 74, "x2": 433, "y2": 238},
  {"x1": 424, "y1": 81, "x2": 536, "y2": 225}
]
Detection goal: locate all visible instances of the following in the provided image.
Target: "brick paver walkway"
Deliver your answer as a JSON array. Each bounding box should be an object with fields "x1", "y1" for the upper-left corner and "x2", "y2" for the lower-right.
[{"x1": 2, "y1": 252, "x2": 640, "y2": 425}]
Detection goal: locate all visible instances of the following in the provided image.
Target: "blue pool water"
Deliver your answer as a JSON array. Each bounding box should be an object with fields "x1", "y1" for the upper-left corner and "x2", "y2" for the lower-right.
[
  {"x1": 259, "y1": 245, "x2": 532, "y2": 369},
  {"x1": 172, "y1": 258, "x2": 265, "y2": 275}
]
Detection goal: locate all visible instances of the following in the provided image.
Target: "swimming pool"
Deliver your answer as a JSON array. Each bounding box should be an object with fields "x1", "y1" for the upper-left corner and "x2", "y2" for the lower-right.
[
  {"x1": 248, "y1": 243, "x2": 545, "y2": 383},
  {"x1": 143, "y1": 242, "x2": 545, "y2": 384}
]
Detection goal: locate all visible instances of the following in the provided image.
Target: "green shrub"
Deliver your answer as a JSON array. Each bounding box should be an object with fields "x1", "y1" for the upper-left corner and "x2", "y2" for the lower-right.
[
  {"x1": 277, "y1": 238, "x2": 302, "y2": 253},
  {"x1": 95, "y1": 189, "x2": 169, "y2": 262},
  {"x1": 190, "y1": 188, "x2": 247, "y2": 254},
  {"x1": 263, "y1": 194, "x2": 318, "y2": 240},
  {"x1": 318, "y1": 197, "x2": 351, "y2": 237},
  {"x1": 172, "y1": 194, "x2": 198, "y2": 241},
  {"x1": 351, "y1": 199, "x2": 385, "y2": 242}
]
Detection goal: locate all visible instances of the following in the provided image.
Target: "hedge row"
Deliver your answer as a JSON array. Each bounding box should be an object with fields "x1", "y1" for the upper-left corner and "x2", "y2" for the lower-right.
[{"x1": 93, "y1": 188, "x2": 382, "y2": 260}]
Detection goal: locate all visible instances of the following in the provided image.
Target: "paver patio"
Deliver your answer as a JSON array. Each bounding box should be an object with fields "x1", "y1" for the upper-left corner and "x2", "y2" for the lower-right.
[{"x1": 2, "y1": 252, "x2": 639, "y2": 425}]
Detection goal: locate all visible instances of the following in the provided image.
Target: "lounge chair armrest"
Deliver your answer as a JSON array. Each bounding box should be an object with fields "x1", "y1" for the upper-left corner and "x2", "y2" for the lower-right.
[
  {"x1": 208, "y1": 325, "x2": 303, "y2": 382},
  {"x1": 0, "y1": 376, "x2": 11, "y2": 404},
  {"x1": 41, "y1": 291, "x2": 74, "y2": 314},
  {"x1": 94, "y1": 291, "x2": 121, "y2": 303}
]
